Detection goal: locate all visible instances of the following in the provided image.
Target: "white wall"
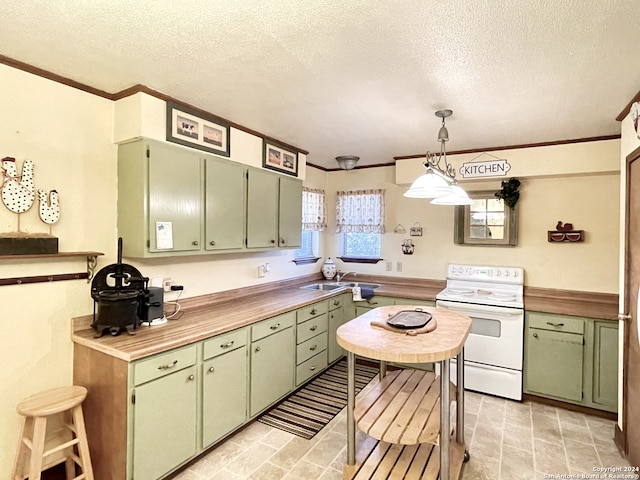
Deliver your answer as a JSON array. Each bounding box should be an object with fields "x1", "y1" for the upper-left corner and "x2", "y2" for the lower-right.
[
  {"x1": 326, "y1": 143, "x2": 620, "y2": 293},
  {"x1": 0, "y1": 64, "x2": 117, "y2": 474}
]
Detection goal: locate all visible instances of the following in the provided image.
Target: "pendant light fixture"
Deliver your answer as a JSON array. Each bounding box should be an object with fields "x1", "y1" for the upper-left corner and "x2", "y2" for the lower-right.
[
  {"x1": 336, "y1": 155, "x2": 359, "y2": 170},
  {"x1": 404, "y1": 109, "x2": 471, "y2": 205}
]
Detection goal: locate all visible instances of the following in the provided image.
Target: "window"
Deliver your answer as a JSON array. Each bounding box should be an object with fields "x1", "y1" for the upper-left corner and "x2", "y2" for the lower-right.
[
  {"x1": 336, "y1": 189, "x2": 385, "y2": 262},
  {"x1": 294, "y1": 187, "x2": 326, "y2": 264},
  {"x1": 341, "y1": 232, "x2": 381, "y2": 258},
  {"x1": 454, "y1": 190, "x2": 517, "y2": 246}
]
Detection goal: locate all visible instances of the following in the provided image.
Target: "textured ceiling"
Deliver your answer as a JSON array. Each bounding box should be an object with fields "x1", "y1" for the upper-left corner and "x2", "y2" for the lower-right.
[{"x1": 1, "y1": 0, "x2": 639, "y2": 169}]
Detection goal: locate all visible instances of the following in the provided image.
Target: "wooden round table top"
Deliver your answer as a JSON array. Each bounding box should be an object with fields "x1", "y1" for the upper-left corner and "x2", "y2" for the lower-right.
[{"x1": 337, "y1": 305, "x2": 471, "y2": 363}]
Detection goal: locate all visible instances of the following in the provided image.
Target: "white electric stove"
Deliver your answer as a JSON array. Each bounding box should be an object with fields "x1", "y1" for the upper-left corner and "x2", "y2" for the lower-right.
[{"x1": 436, "y1": 264, "x2": 525, "y2": 400}]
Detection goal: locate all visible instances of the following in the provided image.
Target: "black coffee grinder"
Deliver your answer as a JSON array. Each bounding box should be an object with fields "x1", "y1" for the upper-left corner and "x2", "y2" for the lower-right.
[{"x1": 91, "y1": 238, "x2": 150, "y2": 337}]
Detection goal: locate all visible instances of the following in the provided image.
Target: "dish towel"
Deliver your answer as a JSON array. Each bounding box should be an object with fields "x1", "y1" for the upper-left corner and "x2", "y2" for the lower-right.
[{"x1": 360, "y1": 287, "x2": 375, "y2": 300}]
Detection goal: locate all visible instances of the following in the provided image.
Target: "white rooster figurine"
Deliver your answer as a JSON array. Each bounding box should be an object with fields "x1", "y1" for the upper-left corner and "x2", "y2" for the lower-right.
[
  {"x1": 2, "y1": 157, "x2": 35, "y2": 214},
  {"x1": 37, "y1": 189, "x2": 60, "y2": 232}
]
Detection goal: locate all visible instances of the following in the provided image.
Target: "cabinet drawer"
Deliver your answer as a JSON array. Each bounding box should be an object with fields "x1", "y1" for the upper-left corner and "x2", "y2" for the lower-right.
[
  {"x1": 134, "y1": 344, "x2": 198, "y2": 386},
  {"x1": 297, "y1": 301, "x2": 328, "y2": 323},
  {"x1": 329, "y1": 295, "x2": 345, "y2": 311},
  {"x1": 251, "y1": 311, "x2": 296, "y2": 341},
  {"x1": 203, "y1": 328, "x2": 248, "y2": 360},
  {"x1": 297, "y1": 334, "x2": 328, "y2": 365},
  {"x1": 296, "y1": 351, "x2": 328, "y2": 386},
  {"x1": 297, "y1": 313, "x2": 328, "y2": 344},
  {"x1": 528, "y1": 312, "x2": 584, "y2": 334}
]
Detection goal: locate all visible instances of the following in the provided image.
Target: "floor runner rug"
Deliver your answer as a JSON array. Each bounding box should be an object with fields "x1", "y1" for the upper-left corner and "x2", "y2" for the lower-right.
[{"x1": 258, "y1": 358, "x2": 379, "y2": 439}]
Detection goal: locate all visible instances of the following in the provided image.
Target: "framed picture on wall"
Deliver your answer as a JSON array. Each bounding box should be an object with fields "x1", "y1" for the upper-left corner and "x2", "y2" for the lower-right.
[
  {"x1": 262, "y1": 139, "x2": 299, "y2": 177},
  {"x1": 166, "y1": 101, "x2": 230, "y2": 157}
]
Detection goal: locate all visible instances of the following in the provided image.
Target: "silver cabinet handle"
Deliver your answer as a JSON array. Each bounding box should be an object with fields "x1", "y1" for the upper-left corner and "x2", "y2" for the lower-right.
[
  {"x1": 367, "y1": 300, "x2": 378, "y2": 305},
  {"x1": 333, "y1": 300, "x2": 340, "y2": 306},
  {"x1": 158, "y1": 360, "x2": 178, "y2": 370},
  {"x1": 310, "y1": 309, "x2": 317, "y2": 315},
  {"x1": 208, "y1": 366, "x2": 215, "y2": 373},
  {"x1": 270, "y1": 323, "x2": 281, "y2": 330},
  {"x1": 546, "y1": 322, "x2": 564, "y2": 327},
  {"x1": 310, "y1": 366, "x2": 316, "y2": 371},
  {"x1": 280, "y1": 237, "x2": 285, "y2": 245},
  {"x1": 188, "y1": 374, "x2": 195, "y2": 381},
  {"x1": 533, "y1": 333, "x2": 538, "y2": 338},
  {"x1": 310, "y1": 325, "x2": 318, "y2": 331},
  {"x1": 255, "y1": 346, "x2": 261, "y2": 352},
  {"x1": 210, "y1": 240, "x2": 216, "y2": 246},
  {"x1": 192, "y1": 240, "x2": 199, "y2": 246},
  {"x1": 270, "y1": 239, "x2": 276, "y2": 244},
  {"x1": 310, "y1": 344, "x2": 318, "y2": 351},
  {"x1": 220, "y1": 340, "x2": 235, "y2": 348}
]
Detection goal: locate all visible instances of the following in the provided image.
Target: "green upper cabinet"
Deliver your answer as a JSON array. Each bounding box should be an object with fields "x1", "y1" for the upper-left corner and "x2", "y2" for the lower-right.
[
  {"x1": 246, "y1": 168, "x2": 302, "y2": 249},
  {"x1": 118, "y1": 139, "x2": 303, "y2": 257},
  {"x1": 204, "y1": 156, "x2": 245, "y2": 251},
  {"x1": 246, "y1": 168, "x2": 279, "y2": 248},
  {"x1": 118, "y1": 139, "x2": 202, "y2": 257},
  {"x1": 278, "y1": 176, "x2": 303, "y2": 248}
]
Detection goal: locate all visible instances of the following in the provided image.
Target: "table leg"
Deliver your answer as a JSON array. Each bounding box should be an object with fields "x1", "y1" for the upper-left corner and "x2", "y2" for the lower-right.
[
  {"x1": 456, "y1": 347, "x2": 464, "y2": 445},
  {"x1": 379, "y1": 360, "x2": 387, "y2": 380},
  {"x1": 347, "y1": 351, "x2": 356, "y2": 465},
  {"x1": 440, "y1": 358, "x2": 450, "y2": 480}
]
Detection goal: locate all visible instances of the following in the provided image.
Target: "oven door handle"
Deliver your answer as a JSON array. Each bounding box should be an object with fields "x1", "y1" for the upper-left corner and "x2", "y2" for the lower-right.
[{"x1": 436, "y1": 299, "x2": 523, "y2": 316}]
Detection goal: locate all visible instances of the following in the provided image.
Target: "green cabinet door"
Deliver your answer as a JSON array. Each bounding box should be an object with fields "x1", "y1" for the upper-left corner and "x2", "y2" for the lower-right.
[
  {"x1": 202, "y1": 346, "x2": 248, "y2": 448},
  {"x1": 328, "y1": 306, "x2": 345, "y2": 363},
  {"x1": 526, "y1": 328, "x2": 584, "y2": 402},
  {"x1": 132, "y1": 365, "x2": 198, "y2": 480},
  {"x1": 592, "y1": 321, "x2": 618, "y2": 410},
  {"x1": 147, "y1": 141, "x2": 202, "y2": 253},
  {"x1": 250, "y1": 326, "x2": 295, "y2": 416},
  {"x1": 246, "y1": 169, "x2": 279, "y2": 248},
  {"x1": 204, "y1": 157, "x2": 245, "y2": 251},
  {"x1": 278, "y1": 176, "x2": 302, "y2": 248}
]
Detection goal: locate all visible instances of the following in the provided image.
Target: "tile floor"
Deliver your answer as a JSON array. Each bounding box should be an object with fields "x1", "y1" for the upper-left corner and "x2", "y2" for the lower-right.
[{"x1": 171, "y1": 391, "x2": 631, "y2": 480}]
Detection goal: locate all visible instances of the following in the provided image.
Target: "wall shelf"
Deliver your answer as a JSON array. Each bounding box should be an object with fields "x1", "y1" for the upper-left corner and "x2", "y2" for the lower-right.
[{"x1": 0, "y1": 251, "x2": 104, "y2": 286}]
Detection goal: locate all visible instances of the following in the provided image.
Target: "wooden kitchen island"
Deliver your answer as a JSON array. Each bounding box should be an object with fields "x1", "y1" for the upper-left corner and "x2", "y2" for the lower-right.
[{"x1": 336, "y1": 305, "x2": 472, "y2": 480}]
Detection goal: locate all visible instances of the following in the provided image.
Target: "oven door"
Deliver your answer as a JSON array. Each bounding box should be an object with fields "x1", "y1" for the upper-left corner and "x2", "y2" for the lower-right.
[{"x1": 436, "y1": 299, "x2": 524, "y2": 370}]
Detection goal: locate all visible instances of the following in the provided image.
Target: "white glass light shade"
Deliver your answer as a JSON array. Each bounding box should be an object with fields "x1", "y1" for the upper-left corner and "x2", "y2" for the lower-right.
[
  {"x1": 430, "y1": 185, "x2": 473, "y2": 205},
  {"x1": 404, "y1": 172, "x2": 453, "y2": 198}
]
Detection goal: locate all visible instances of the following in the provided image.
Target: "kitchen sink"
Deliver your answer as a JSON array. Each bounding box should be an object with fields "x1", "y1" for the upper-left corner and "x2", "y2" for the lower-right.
[
  {"x1": 341, "y1": 282, "x2": 381, "y2": 289},
  {"x1": 300, "y1": 283, "x2": 344, "y2": 291}
]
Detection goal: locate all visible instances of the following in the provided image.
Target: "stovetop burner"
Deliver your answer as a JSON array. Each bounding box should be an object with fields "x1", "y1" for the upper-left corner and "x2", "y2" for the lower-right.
[{"x1": 437, "y1": 264, "x2": 524, "y2": 308}]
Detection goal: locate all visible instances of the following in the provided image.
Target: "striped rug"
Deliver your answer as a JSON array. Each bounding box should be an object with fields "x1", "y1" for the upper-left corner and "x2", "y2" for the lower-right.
[{"x1": 258, "y1": 358, "x2": 379, "y2": 439}]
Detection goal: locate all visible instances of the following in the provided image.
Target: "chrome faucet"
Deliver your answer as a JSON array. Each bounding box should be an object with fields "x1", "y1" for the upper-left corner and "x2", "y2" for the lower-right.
[{"x1": 336, "y1": 271, "x2": 354, "y2": 283}]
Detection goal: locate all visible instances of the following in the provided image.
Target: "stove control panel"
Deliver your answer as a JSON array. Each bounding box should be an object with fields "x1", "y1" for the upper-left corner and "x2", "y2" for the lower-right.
[{"x1": 447, "y1": 264, "x2": 523, "y2": 284}]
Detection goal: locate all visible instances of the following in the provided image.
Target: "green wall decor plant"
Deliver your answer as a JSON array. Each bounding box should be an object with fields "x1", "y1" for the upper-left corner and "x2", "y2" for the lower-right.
[{"x1": 495, "y1": 178, "x2": 521, "y2": 209}]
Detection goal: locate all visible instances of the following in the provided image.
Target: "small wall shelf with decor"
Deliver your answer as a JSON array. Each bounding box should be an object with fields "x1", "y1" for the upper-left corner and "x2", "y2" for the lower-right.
[{"x1": 0, "y1": 251, "x2": 104, "y2": 286}]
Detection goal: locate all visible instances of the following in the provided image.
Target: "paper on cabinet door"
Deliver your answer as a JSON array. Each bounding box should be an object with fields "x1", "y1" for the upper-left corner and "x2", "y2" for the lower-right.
[{"x1": 156, "y1": 221, "x2": 173, "y2": 249}]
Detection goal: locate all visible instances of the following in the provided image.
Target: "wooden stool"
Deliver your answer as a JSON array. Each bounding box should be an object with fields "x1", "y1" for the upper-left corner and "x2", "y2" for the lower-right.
[{"x1": 12, "y1": 386, "x2": 94, "y2": 480}]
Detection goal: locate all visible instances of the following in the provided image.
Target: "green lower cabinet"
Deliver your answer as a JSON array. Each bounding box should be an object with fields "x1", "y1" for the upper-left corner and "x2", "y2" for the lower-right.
[
  {"x1": 202, "y1": 346, "x2": 248, "y2": 448},
  {"x1": 250, "y1": 324, "x2": 295, "y2": 416},
  {"x1": 132, "y1": 364, "x2": 198, "y2": 480},
  {"x1": 592, "y1": 320, "x2": 619, "y2": 409},
  {"x1": 328, "y1": 306, "x2": 346, "y2": 363},
  {"x1": 524, "y1": 312, "x2": 618, "y2": 412},
  {"x1": 526, "y1": 328, "x2": 584, "y2": 402}
]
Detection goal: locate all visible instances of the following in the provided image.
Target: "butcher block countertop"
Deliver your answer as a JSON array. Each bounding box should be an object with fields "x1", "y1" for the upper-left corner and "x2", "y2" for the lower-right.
[
  {"x1": 337, "y1": 305, "x2": 471, "y2": 363},
  {"x1": 72, "y1": 272, "x2": 618, "y2": 363}
]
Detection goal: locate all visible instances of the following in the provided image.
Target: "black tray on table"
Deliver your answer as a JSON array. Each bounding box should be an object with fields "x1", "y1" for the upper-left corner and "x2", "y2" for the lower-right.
[{"x1": 386, "y1": 308, "x2": 432, "y2": 329}]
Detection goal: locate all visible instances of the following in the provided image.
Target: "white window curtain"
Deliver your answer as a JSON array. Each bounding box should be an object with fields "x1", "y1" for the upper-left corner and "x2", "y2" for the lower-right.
[
  {"x1": 336, "y1": 189, "x2": 385, "y2": 234},
  {"x1": 302, "y1": 187, "x2": 327, "y2": 231}
]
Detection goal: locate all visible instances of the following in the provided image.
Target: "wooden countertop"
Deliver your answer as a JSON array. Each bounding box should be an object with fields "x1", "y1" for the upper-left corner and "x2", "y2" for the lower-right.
[
  {"x1": 336, "y1": 305, "x2": 471, "y2": 363},
  {"x1": 72, "y1": 272, "x2": 617, "y2": 363}
]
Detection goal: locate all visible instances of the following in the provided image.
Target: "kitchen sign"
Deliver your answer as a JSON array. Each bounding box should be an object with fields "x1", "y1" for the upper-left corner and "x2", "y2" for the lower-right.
[{"x1": 459, "y1": 159, "x2": 512, "y2": 178}]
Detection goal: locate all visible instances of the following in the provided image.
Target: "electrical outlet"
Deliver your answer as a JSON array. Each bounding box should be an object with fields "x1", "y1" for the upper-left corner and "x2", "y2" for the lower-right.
[
  {"x1": 163, "y1": 277, "x2": 172, "y2": 292},
  {"x1": 257, "y1": 265, "x2": 266, "y2": 278},
  {"x1": 386, "y1": 261, "x2": 392, "y2": 271},
  {"x1": 396, "y1": 262, "x2": 403, "y2": 272}
]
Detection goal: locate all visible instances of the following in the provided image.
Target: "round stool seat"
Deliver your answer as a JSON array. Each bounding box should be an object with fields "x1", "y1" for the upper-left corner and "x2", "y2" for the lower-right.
[{"x1": 17, "y1": 386, "x2": 87, "y2": 417}]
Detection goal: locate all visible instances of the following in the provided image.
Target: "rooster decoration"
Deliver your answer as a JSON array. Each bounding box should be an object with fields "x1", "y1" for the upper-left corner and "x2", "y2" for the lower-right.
[
  {"x1": 2, "y1": 157, "x2": 35, "y2": 215},
  {"x1": 1, "y1": 156, "x2": 60, "y2": 234},
  {"x1": 37, "y1": 189, "x2": 60, "y2": 230}
]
